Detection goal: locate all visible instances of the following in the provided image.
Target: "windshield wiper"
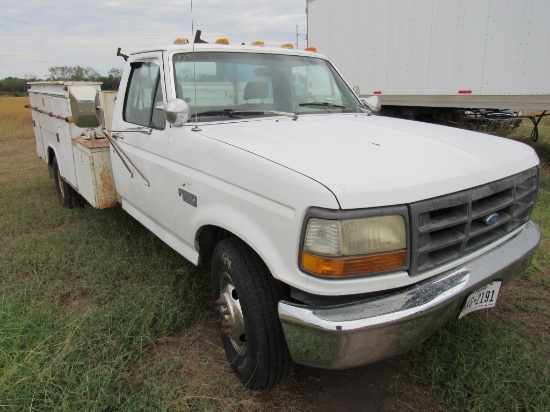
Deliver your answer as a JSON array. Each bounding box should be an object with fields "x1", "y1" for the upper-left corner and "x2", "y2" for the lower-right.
[
  {"x1": 191, "y1": 109, "x2": 264, "y2": 118},
  {"x1": 191, "y1": 109, "x2": 298, "y2": 121},
  {"x1": 298, "y1": 102, "x2": 348, "y2": 109},
  {"x1": 299, "y1": 102, "x2": 372, "y2": 115}
]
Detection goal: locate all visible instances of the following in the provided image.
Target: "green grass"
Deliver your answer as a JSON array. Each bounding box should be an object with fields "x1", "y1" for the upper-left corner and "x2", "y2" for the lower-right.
[
  {"x1": 409, "y1": 318, "x2": 549, "y2": 412},
  {"x1": 509, "y1": 112, "x2": 550, "y2": 162},
  {"x1": 0, "y1": 146, "x2": 210, "y2": 409}
]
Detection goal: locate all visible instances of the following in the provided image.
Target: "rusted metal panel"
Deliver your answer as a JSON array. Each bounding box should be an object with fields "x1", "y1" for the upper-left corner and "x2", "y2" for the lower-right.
[
  {"x1": 73, "y1": 138, "x2": 118, "y2": 209},
  {"x1": 98, "y1": 160, "x2": 118, "y2": 208},
  {"x1": 74, "y1": 137, "x2": 110, "y2": 149}
]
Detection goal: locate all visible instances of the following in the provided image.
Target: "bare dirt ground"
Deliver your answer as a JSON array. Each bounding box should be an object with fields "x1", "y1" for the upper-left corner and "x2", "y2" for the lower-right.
[
  {"x1": 197, "y1": 321, "x2": 441, "y2": 411},
  {"x1": 287, "y1": 360, "x2": 436, "y2": 411}
]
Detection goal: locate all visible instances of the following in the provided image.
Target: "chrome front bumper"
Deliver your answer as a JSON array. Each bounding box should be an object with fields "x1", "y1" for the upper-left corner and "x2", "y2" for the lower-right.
[{"x1": 278, "y1": 221, "x2": 540, "y2": 369}]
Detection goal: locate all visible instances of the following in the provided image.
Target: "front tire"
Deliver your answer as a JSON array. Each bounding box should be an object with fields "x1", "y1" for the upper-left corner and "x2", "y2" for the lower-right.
[{"x1": 211, "y1": 237, "x2": 293, "y2": 389}]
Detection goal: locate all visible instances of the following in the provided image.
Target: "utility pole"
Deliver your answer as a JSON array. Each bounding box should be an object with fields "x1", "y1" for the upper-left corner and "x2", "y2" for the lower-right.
[{"x1": 295, "y1": 25, "x2": 306, "y2": 49}]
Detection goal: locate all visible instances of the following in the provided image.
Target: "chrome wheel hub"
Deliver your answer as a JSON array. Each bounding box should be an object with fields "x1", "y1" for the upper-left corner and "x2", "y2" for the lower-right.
[{"x1": 217, "y1": 272, "x2": 247, "y2": 356}]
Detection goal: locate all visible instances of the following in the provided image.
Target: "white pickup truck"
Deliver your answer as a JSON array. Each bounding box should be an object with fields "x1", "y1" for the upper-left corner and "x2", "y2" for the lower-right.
[{"x1": 27, "y1": 39, "x2": 540, "y2": 390}]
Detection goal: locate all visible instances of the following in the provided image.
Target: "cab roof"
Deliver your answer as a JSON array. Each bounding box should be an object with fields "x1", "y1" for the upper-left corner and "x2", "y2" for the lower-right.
[{"x1": 130, "y1": 43, "x2": 326, "y2": 59}]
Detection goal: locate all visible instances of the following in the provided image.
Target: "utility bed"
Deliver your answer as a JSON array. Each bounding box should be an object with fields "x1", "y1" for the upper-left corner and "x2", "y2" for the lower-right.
[{"x1": 27, "y1": 82, "x2": 118, "y2": 209}]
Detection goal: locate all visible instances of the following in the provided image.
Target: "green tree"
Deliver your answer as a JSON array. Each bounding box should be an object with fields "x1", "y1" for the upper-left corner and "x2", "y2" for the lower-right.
[
  {"x1": 108, "y1": 68, "x2": 123, "y2": 78},
  {"x1": 99, "y1": 67, "x2": 123, "y2": 91},
  {"x1": 47, "y1": 66, "x2": 101, "y2": 81},
  {"x1": 24, "y1": 73, "x2": 38, "y2": 81},
  {"x1": 0, "y1": 77, "x2": 27, "y2": 95},
  {"x1": 0, "y1": 66, "x2": 123, "y2": 96}
]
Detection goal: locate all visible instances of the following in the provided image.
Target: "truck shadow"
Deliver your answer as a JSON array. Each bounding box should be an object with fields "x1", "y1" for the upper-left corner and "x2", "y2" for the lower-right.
[{"x1": 285, "y1": 359, "x2": 440, "y2": 412}]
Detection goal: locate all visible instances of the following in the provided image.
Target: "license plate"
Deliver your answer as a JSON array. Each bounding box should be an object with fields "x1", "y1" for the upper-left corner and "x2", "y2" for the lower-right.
[{"x1": 458, "y1": 281, "x2": 502, "y2": 319}]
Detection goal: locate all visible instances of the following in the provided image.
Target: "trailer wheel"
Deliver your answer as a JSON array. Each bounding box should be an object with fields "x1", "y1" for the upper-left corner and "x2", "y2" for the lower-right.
[
  {"x1": 211, "y1": 237, "x2": 293, "y2": 389},
  {"x1": 53, "y1": 157, "x2": 81, "y2": 208}
]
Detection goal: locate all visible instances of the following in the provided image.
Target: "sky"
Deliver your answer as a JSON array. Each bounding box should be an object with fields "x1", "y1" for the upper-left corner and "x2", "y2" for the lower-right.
[{"x1": 0, "y1": 0, "x2": 308, "y2": 79}]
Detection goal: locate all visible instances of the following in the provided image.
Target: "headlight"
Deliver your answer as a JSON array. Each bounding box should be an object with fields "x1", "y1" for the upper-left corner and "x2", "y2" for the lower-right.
[{"x1": 301, "y1": 215, "x2": 407, "y2": 277}]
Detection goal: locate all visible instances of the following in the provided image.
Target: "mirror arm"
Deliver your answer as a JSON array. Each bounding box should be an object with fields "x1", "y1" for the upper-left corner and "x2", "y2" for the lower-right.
[
  {"x1": 109, "y1": 127, "x2": 153, "y2": 135},
  {"x1": 102, "y1": 129, "x2": 150, "y2": 186}
]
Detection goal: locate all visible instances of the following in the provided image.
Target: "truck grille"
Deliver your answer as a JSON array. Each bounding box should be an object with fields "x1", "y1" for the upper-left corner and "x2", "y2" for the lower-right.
[{"x1": 409, "y1": 167, "x2": 539, "y2": 275}]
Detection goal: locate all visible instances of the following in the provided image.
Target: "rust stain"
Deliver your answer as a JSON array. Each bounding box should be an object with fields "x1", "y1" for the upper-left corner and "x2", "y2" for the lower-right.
[
  {"x1": 98, "y1": 162, "x2": 118, "y2": 208},
  {"x1": 74, "y1": 137, "x2": 110, "y2": 149}
]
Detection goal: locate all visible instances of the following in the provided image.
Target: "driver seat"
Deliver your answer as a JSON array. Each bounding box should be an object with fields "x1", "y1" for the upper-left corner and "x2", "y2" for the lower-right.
[{"x1": 243, "y1": 81, "x2": 268, "y2": 102}]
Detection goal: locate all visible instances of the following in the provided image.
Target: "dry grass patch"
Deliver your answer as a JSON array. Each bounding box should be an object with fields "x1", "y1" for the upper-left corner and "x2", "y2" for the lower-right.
[
  {"x1": 0, "y1": 96, "x2": 32, "y2": 142},
  {"x1": 126, "y1": 321, "x2": 307, "y2": 411}
]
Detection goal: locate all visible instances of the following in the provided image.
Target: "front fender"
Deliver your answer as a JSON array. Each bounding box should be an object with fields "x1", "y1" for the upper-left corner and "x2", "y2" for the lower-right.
[{"x1": 192, "y1": 197, "x2": 309, "y2": 291}]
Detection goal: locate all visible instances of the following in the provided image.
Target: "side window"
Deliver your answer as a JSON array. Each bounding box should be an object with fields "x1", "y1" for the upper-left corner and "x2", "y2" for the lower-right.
[{"x1": 124, "y1": 61, "x2": 166, "y2": 129}]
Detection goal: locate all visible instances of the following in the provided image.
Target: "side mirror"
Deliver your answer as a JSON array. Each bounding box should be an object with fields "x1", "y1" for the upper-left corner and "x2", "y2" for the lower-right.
[
  {"x1": 69, "y1": 86, "x2": 101, "y2": 128},
  {"x1": 164, "y1": 98, "x2": 190, "y2": 127},
  {"x1": 362, "y1": 96, "x2": 381, "y2": 114}
]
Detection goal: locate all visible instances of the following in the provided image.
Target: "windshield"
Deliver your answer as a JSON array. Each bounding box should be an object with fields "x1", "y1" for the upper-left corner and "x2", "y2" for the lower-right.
[{"x1": 172, "y1": 51, "x2": 362, "y2": 121}]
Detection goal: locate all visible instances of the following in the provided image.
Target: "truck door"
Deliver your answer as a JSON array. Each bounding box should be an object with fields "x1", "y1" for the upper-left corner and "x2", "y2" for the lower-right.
[{"x1": 110, "y1": 53, "x2": 172, "y2": 231}]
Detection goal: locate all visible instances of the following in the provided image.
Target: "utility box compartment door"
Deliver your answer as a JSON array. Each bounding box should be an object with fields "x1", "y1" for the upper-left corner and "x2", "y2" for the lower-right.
[{"x1": 73, "y1": 138, "x2": 118, "y2": 209}]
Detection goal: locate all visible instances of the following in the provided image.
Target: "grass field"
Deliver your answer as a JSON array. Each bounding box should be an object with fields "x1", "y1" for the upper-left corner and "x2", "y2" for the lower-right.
[{"x1": 1, "y1": 96, "x2": 549, "y2": 411}]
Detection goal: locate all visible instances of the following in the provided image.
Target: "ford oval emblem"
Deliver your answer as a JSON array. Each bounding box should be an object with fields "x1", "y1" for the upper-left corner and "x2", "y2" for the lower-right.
[{"x1": 484, "y1": 213, "x2": 500, "y2": 226}]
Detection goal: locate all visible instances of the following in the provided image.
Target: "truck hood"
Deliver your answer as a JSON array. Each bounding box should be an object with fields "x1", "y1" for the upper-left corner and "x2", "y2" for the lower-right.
[{"x1": 197, "y1": 114, "x2": 539, "y2": 209}]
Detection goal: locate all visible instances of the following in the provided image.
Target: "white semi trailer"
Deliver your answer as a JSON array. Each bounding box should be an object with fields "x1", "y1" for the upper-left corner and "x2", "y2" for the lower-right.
[{"x1": 306, "y1": 0, "x2": 550, "y2": 133}]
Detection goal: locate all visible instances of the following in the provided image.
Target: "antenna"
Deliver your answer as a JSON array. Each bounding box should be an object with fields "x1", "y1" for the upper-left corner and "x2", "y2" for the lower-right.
[{"x1": 190, "y1": 0, "x2": 201, "y2": 132}]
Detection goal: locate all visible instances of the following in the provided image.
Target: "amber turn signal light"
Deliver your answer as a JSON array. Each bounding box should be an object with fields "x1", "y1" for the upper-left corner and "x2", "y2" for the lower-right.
[{"x1": 301, "y1": 250, "x2": 406, "y2": 277}]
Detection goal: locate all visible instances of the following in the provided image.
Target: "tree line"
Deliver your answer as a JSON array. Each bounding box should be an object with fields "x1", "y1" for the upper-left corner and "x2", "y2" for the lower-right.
[{"x1": 0, "y1": 66, "x2": 123, "y2": 96}]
